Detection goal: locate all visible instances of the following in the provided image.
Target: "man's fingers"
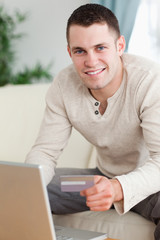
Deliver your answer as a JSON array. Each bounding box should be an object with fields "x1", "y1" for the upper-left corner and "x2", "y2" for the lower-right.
[
  {"x1": 81, "y1": 176, "x2": 123, "y2": 212},
  {"x1": 94, "y1": 175, "x2": 102, "y2": 184},
  {"x1": 80, "y1": 175, "x2": 109, "y2": 196},
  {"x1": 86, "y1": 198, "x2": 113, "y2": 211},
  {"x1": 86, "y1": 198, "x2": 112, "y2": 207},
  {"x1": 89, "y1": 205, "x2": 110, "y2": 211}
]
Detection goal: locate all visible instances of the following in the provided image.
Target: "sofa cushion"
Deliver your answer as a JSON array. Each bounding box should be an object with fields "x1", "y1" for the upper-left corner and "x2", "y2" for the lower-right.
[
  {"x1": 53, "y1": 209, "x2": 155, "y2": 240},
  {"x1": 0, "y1": 84, "x2": 49, "y2": 162}
]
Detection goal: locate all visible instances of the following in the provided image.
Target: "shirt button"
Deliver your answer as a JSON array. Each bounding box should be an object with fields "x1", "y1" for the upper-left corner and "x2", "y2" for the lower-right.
[
  {"x1": 95, "y1": 102, "x2": 99, "y2": 106},
  {"x1": 95, "y1": 110, "x2": 99, "y2": 115}
]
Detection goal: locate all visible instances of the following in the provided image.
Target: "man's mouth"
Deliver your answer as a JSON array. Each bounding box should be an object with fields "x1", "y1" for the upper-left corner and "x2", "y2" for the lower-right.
[{"x1": 85, "y1": 68, "x2": 106, "y2": 75}]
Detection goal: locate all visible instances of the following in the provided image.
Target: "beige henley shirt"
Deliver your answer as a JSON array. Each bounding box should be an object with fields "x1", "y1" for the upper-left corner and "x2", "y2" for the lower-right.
[{"x1": 26, "y1": 53, "x2": 160, "y2": 214}]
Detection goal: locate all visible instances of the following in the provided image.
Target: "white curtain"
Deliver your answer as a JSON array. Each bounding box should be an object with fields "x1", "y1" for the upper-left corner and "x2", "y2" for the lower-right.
[
  {"x1": 92, "y1": 0, "x2": 140, "y2": 51},
  {"x1": 147, "y1": 0, "x2": 160, "y2": 46},
  {"x1": 128, "y1": 0, "x2": 160, "y2": 63}
]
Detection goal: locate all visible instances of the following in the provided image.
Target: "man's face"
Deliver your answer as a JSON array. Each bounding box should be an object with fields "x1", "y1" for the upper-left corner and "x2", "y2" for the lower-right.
[{"x1": 67, "y1": 23, "x2": 125, "y2": 91}]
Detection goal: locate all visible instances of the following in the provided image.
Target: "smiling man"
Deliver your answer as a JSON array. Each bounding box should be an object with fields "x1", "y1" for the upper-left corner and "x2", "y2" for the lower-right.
[{"x1": 26, "y1": 4, "x2": 160, "y2": 240}]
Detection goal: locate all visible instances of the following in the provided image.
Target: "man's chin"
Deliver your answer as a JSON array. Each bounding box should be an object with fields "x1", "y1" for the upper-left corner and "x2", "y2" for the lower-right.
[{"x1": 86, "y1": 82, "x2": 106, "y2": 90}]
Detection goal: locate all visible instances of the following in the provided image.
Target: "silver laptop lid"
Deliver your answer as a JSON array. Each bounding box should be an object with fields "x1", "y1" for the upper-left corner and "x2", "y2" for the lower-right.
[{"x1": 0, "y1": 161, "x2": 56, "y2": 240}]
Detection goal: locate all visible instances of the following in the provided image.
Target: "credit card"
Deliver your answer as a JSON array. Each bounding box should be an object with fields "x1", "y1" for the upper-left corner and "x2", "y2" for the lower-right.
[{"x1": 60, "y1": 175, "x2": 94, "y2": 192}]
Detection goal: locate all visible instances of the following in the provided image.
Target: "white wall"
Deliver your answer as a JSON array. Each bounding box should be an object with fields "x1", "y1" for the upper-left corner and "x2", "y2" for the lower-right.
[{"x1": 2, "y1": 0, "x2": 90, "y2": 77}]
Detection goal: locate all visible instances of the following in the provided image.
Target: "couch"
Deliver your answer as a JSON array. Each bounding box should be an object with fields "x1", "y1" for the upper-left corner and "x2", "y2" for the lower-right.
[{"x1": 0, "y1": 83, "x2": 155, "y2": 240}]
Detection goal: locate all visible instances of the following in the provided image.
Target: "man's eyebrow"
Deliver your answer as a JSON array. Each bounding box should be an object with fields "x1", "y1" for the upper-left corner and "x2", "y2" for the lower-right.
[
  {"x1": 71, "y1": 46, "x2": 85, "y2": 52},
  {"x1": 95, "y1": 42, "x2": 108, "y2": 47},
  {"x1": 71, "y1": 42, "x2": 108, "y2": 51}
]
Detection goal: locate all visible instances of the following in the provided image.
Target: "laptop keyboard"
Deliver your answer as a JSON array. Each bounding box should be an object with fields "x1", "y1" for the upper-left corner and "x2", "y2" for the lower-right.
[
  {"x1": 56, "y1": 236, "x2": 73, "y2": 240},
  {"x1": 55, "y1": 226, "x2": 74, "y2": 240}
]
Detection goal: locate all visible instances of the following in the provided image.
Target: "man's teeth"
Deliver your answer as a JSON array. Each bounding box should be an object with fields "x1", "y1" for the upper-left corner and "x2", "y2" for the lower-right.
[{"x1": 86, "y1": 69, "x2": 104, "y2": 75}]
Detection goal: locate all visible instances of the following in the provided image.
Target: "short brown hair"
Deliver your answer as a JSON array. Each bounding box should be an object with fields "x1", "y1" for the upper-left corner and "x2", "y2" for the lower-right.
[{"x1": 66, "y1": 3, "x2": 120, "y2": 43}]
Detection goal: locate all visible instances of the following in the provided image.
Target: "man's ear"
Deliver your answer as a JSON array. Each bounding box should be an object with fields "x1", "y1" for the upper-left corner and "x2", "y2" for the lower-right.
[
  {"x1": 67, "y1": 45, "x2": 72, "y2": 57},
  {"x1": 117, "y1": 35, "x2": 126, "y2": 56}
]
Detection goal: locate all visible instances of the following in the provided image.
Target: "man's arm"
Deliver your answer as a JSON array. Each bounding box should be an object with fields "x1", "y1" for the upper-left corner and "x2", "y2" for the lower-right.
[
  {"x1": 81, "y1": 70, "x2": 160, "y2": 215},
  {"x1": 25, "y1": 76, "x2": 72, "y2": 185}
]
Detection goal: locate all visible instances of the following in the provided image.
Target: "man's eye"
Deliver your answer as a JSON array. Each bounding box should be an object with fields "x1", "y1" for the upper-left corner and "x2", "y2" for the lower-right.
[
  {"x1": 97, "y1": 46, "x2": 105, "y2": 51},
  {"x1": 75, "y1": 50, "x2": 84, "y2": 54}
]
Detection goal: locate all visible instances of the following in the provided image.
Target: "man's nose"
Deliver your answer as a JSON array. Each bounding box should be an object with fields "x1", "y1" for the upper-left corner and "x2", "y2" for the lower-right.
[{"x1": 84, "y1": 52, "x2": 98, "y2": 67}]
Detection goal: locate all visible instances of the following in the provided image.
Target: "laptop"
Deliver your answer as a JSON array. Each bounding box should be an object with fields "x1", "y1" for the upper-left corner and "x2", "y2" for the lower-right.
[{"x1": 0, "y1": 161, "x2": 107, "y2": 240}]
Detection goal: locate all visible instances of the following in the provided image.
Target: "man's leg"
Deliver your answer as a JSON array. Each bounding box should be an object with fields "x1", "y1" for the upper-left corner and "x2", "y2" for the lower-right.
[
  {"x1": 131, "y1": 192, "x2": 160, "y2": 240},
  {"x1": 47, "y1": 167, "x2": 104, "y2": 215}
]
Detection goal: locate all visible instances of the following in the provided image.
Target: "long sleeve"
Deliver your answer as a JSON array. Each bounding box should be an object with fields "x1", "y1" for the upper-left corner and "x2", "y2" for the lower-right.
[
  {"x1": 114, "y1": 67, "x2": 160, "y2": 214},
  {"x1": 25, "y1": 75, "x2": 72, "y2": 185}
]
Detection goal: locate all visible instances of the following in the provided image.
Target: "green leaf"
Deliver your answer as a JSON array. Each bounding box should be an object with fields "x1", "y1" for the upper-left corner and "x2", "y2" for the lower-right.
[{"x1": 0, "y1": 5, "x2": 53, "y2": 87}]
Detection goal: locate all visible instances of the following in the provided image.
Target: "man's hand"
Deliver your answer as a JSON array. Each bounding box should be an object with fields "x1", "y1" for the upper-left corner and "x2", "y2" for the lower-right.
[{"x1": 80, "y1": 175, "x2": 123, "y2": 211}]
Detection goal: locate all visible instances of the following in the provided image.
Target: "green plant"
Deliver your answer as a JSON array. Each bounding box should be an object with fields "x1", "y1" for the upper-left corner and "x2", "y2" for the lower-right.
[{"x1": 0, "y1": 5, "x2": 52, "y2": 86}]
